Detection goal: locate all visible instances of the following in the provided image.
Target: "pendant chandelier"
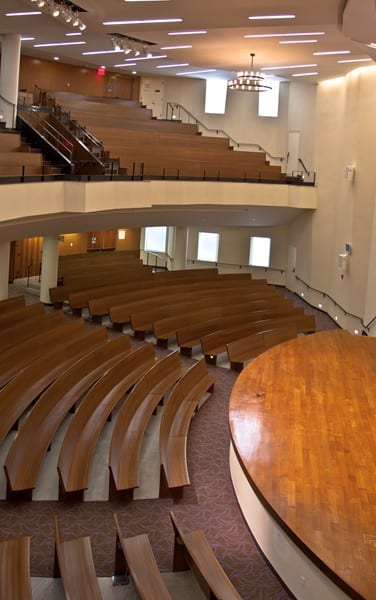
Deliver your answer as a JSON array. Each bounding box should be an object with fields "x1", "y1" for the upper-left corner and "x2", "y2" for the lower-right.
[{"x1": 228, "y1": 53, "x2": 272, "y2": 92}]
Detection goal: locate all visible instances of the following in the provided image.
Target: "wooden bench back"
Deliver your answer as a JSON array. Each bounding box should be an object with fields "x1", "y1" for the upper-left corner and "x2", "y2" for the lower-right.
[
  {"x1": 0, "y1": 301, "x2": 44, "y2": 328},
  {"x1": 54, "y1": 516, "x2": 102, "y2": 599},
  {"x1": 113, "y1": 514, "x2": 172, "y2": 599},
  {"x1": 0, "y1": 309, "x2": 64, "y2": 351},
  {"x1": 170, "y1": 511, "x2": 242, "y2": 600},
  {"x1": 0, "y1": 536, "x2": 32, "y2": 600}
]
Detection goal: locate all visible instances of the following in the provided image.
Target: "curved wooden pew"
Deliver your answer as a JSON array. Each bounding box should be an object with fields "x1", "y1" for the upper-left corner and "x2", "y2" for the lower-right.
[
  {"x1": 159, "y1": 359, "x2": 215, "y2": 499},
  {"x1": 176, "y1": 303, "x2": 301, "y2": 358},
  {"x1": 155, "y1": 300, "x2": 297, "y2": 349},
  {"x1": 54, "y1": 516, "x2": 102, "y2": 600},
  {"x1": 0, "y1": 325, "x2": 107, "y2": 445},
  {"x1": 0, "y1": 317, "x2": 85, "y2": 389},
  {"x1": 226, "y1": 314, "x2": 316, "y2": 371},
  {"x1": 4, "y1": 335, "x2": 132, "y2": 501},
  {"x1": 0, "y1": 309, "x2": 64, "y2": 352},
  {"x1": 0, "y1": 301, "x2": 44, "y2": 329},
  {"x1": 109, "y1": 351, "x2": 184, "y2": 501},
  {"x1": 107, "y1": 277, "x2": 268, "y2": 328},
  {"x1": 201, "y1": 309, "x2": 307, "y2": 364},
  {"x1": 0, "y1": 294, "x2": 25, "y2": 314},
  {"x1": 50, "y1": 267, "x2": 153, "y2": 308},
  {"x1": 0, "y1": 535, "x2": 32, "y2": 600},
  {"x1": 58, "y1": 343, "x2": 156, "y2": 501},
  {"x1": 113, "y1": 513, "x2": 172, "y2": 599},
  {"x1": 129, "y1": 288, "x2": 279, "y2": 338},
  {"x1": 170, "y1": 511, "x2": 242, "y2": 600}
]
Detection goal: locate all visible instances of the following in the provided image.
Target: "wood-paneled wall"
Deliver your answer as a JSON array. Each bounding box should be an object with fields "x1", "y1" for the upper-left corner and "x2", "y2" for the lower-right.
[
  {"x1": 18, "y1": 55, "x2": 140, "y2": 101},
  {"x1": 9, "y1": 229, "x2": 141, "y2": 280}
]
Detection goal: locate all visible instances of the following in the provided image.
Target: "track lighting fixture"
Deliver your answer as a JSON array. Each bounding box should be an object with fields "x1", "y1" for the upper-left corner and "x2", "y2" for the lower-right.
[
  {"x1": 27, "y1": 1, "x2": 87, "y2": 31},
  {"x1": 109, "y1": 34, "x2": 156, "y2": 58}
]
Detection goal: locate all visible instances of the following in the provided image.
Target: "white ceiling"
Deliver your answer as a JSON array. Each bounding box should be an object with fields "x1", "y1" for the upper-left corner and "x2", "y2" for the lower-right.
[{"x1": 1, "y1": 0, "x2": 376, "y2": 84}]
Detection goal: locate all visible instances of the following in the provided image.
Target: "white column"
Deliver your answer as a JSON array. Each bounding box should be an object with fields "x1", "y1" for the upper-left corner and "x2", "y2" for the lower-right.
[
  {"x1": 0, "y1": 241, "x2": 11, "y2": 300},
  {"x1": 173, "y1": 226, "x2": 188, "y2": 270},
  {"x1": 0, "y1": 34, "x2": 21, "y2": 128},
  {"x1": 40, "y1": 236, "x2": 59, "y2": 304}
]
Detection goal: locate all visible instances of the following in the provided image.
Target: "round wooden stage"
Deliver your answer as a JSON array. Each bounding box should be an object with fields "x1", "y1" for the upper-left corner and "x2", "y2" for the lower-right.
[{"x1": 229, "y1": 329, "x2": 376, "y2": 600}]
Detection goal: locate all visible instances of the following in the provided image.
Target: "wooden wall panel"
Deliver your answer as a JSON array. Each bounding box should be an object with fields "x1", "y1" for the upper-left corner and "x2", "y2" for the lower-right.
[
  {"x1": 9, "y1": 237, "x2": 43, "y2": 281},
  {"x1": 58, "y1": 233, "x2": 87, "y2": 255},
  {"x1": 19, "y1": 55, "x2": 140, "y2": 101},
  {"x1": 116, "y1": 228, "x2": 141, "y2": 251}
]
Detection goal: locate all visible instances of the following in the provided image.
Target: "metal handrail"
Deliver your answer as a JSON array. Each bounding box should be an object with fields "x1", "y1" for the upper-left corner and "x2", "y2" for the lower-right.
[
  {"x1": 17, "y1": 105, "x2": 73, "y2": 162},
  {"x1": 294, "y1": 274, "x2": 374, "y2": 331},
  {"x1": 166, "y1": 102, "x2": 284, "y2": 163}
]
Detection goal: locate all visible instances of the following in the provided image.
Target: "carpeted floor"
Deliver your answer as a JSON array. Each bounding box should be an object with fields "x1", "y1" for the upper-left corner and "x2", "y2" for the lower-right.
[{"x1": 0, "y1": 283, "x2": 338, "y2": 599}]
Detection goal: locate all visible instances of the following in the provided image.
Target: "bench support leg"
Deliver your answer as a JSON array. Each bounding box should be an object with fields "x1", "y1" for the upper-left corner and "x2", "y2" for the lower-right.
[
  {"x1": 205, "y1": 354, "x2": 217, "y2": 366},
  {"x1": 6, "y1": 484, "x2": 33, "y2": 502},
  {"x1": 180, "y1": 347, "x2": 192, "y2": 357},
  {"x1": 230, "y1": 361, "x2": 243, "y2": 372},
  {"x1": 157, "y1": 338, "x2": 168, "y2": 348},
  {"x1": 134, "y1": 330, "x2": 145, "y2": 341},
  {"x1": 108, "y1": 470, "x2": 134, "y2": 502},
  {"x1": 58, "y1": 478, "x2": 84, "y2": 502},
  {"x1": 91, "y1": 315, "x2": 103, "y2": 324},
  {"x1": 113, "y1": 532, "x2": 130, "y2": 586}
]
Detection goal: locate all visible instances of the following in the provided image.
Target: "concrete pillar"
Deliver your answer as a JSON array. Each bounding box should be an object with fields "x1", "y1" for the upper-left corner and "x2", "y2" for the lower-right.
[
  {"x1": 40, "y1": 236, "x2": 59, "y2": 304},
  {"x1": 0, "y1": 241, "x2": 11, "y2": 300},
  {"x1": 173, "y1": 226, "x2": 188, "y2": 270},
  {"x1": 0, "y1": 34, "x2": 21, "y2": 128}
]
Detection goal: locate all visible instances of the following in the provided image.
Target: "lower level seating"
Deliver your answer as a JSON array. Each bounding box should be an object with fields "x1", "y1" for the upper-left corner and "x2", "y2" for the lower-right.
[
  {"x1": 113, "y1": 514, "x2": 172, "y2": 599},
  {"x1": 170, "y1": 511, "x2": 242, "y2": 600},
  {"x1": 0, "y1": 535, "x2": 32, "y2": 600},
  {"x1": 54, "y1": 516, "x2": 102, "y2": 599}
]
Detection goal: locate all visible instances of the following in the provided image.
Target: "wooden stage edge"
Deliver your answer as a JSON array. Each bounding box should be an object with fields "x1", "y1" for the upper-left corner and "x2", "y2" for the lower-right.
[{"x1": 229, "y1": 330, "x2": 376, "y2": 600}]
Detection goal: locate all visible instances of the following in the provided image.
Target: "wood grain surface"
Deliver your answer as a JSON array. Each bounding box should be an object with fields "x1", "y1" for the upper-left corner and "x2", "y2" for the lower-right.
[{"x1": 229, "y1": 330, "x2": 376, "y2": 600}]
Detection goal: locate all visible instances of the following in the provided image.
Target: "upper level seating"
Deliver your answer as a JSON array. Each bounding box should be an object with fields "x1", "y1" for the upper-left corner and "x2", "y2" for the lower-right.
[
  {"x1": 52, "y1": 92, "x2": 285, "y2": 181},
  {"x1": 0, "y1": 131, "x2": 53, "y2": 177}
]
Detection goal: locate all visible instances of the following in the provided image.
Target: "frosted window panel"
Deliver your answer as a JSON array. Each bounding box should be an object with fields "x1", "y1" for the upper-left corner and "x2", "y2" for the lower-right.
[
  {"x1": 144, "y1": 226, "x2": 167, "y2": 252},
  {"x1": 197, "y1": 232, "x2": 219, "y2": 262},
  {"x1": 249, "y1": 236, "x2": 271, "y2": 267},
  {"x1": 258, "y1": 80, "x2": 280, "y2": 117},
  {"x1": 204, "y1": 79, "x2": 228, "y2": 114}
]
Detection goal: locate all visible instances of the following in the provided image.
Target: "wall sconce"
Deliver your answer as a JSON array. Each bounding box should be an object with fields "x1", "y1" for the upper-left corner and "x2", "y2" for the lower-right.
[{"x1": 118, "y1": 229, "x2": 126, "y2": 240}]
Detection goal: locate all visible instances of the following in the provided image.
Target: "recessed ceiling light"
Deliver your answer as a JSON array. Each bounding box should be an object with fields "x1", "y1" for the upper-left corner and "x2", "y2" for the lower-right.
[
  {"x1": 279, "y1": 40, "x2": 318, "y2": 44},
  {"x1": 160, "y1": 45, "x2": 192, "y2": 50},
  {"x1": 176, "y1": 69, "x2": 216, "y2": 75},
  {"x1": 124, "y1": 54, "x2": 167, "y2": 61},
  {"x1": 103, "y1": 18, "x2": 182, "y2": 25},
  {"x1": 292, "y1": 72, "x2": 318, "y2": 77},
  {"x1": 261, "y1": 63, "x2": 317, "y2": 70},
  {"x1": 248, "y1": 14, "x2": 295, "y2": 20},
  {"x1": 337, "y1": 58, "x2": 372, "y2": 63},
  {"x1": 313, "y1": 50, "x2": 350, "y2": 55},
  {"x1": 82, "y1": 50, "x2": 124, "y2": 55},
  {"x1": 168, "y1": 30, "x2": 207, "y2": 36},
  {"x1": 33, "y1": 41, "x2": 86, "y2": 47},
  {"x1": 156, "y1": 63, "x2": 189, "y2": 68},
  {"x1": 6, "y1": 11, "x2": 42, "y2": 16},
  {"x1": 244, "y1": 32, "x2": 325, "y2": 39}
]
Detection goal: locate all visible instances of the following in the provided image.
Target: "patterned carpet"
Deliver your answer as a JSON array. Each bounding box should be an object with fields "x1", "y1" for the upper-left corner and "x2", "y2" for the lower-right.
[{"x1": 0, "y1": 286, "x2": 338, "y2": 599}]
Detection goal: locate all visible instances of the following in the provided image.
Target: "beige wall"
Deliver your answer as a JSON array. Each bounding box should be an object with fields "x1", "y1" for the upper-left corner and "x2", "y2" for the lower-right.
[{"x1": 289, "y1": 65, "x2": 376, "y2": 335}]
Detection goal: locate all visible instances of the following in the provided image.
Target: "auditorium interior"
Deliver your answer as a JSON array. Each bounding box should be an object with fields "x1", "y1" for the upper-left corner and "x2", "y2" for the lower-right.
[{"x1": 0, "y1": 1, "x2": 375, "y2": 599}]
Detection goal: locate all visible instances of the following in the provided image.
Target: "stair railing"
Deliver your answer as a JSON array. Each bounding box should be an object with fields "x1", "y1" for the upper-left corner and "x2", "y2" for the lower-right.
[{"x1": 166, "y1": 102, "x2": 284, "y2": 164}]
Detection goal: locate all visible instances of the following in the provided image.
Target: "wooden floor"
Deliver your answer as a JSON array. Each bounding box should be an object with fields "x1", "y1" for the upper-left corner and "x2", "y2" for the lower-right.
[{"x1": 229, "y1": 329, "x2": 376, "y2": 600}]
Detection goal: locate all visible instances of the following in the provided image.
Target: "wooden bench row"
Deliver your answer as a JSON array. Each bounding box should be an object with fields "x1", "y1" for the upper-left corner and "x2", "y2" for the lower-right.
[
  {"x1": 54, "y1": 510, "x2": 241, "y2": 600},
  {"x1": 1, "y1": 510, "x2": 241, "y2": 600},
  {"x1": 226, "y1": 314, "x2": 317, "y2": 371}
]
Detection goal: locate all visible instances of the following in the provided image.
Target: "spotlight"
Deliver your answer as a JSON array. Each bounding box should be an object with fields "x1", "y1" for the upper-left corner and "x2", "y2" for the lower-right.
[
  {"x1": 79, "y1": 21, "x2": 86, "y2": 31},
  {"x1": 72, "y1": 13, "x2": 80, "y2": 26},
  {"x1": 37, "y1": 0, "x2": 45, "y2": 6},
  {"x1": 134, "y1": 48, "x2": 140, "y2": 56},
  {"x1": 52, "y1": 5, "x2": 60, "y2": 17}
]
